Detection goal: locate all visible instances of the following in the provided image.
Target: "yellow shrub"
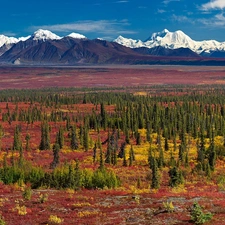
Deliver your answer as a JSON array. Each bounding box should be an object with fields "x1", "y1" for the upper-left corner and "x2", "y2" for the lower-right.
[
  {"x1": 48, "y1": 215, "x2": 64, "y2": 224},
  {"x1": 171, "y1": 184, "x2": 187, "y2": 194},
  {"x1": 13, "y1": 202, "x2": 27, "y2": 216},
  {"x1": 163, "y1": 201, "x2": 174, "y2": 212},
  {"x1": 66, "y1": 188, "x2": 75, "y2": 199},
  {"x1": 77, "y1": 210, "x2": 100, "y2": 217},
  {"x1": 72, "y1": 202, "x2": 91, "y2": 209}
]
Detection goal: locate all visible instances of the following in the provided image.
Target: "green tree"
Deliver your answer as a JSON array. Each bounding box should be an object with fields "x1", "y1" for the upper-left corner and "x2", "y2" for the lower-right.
[
  {"x1": 136, "y1": 132, "x2": 141, "y2": 145},
  {"x1": 168, "y1": 166, "x2": 184, "y2": 187},
  {"x1": 71, "y1": 125, "x2": 78, "y2": 150},
  {"x1": 99, "y1": 144, "x2": 105, "y2": 171},
  {"x1": 25, "y1": 133, "x2": 31, "y2": 151},
  {"x1": 50, "y1": 143, "x2": 60, "y2": 169},
  {"x1": 74, "y1": 159, "x2": 82, "y2": 189},
  {"x1": 207, "y1": 129, "x2": 216, "y2": 171},
  {"x1": 151, "y1": 157, "x2": 160, "y2": 189},
  {"x1": 190, "y1": 202, "x2": 213, "y2": 224},
  {"x1": 164, "y1": 137, "x2": 169, "y2": 151},
  {"x1": 100, "y1": 103, "x2": 107, "y2": 130},
  {"x1": 93, "y1": 143, "x2": 97, "y2": 163},
  {"x1": 146, "y1": 121, "x2": 151, "y2": 143},
  {"x1": 123, "y1": 148, "x2": 127, "y2": 167},
  {"x1": 39, "y1": 122, "x2": 50, "y2": 150},
  {"x1": 129, "y1": 145, "x2": 135, "y2": 166},
  {"x1": 83, "y1": 123, "x2": 89, "y2": 152},
  {"x1": 56, "y1": 126, "x2": 64, "y2": 149},
  {"x1": 13, "y1": 125, "x2": 22, "y2": 151}
]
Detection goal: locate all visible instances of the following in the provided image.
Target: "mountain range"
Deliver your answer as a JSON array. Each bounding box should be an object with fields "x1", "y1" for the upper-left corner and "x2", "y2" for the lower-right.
[
  {"x1": 114, "y1": 29, "x2": 225, "y2": 57},
  {"x1": 0, "y1": 29, "x2": 225, "y2": 65}
]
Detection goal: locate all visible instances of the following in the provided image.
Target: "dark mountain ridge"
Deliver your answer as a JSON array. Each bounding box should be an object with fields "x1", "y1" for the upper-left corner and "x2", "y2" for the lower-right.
[{"x1": 0, "y1": 36, "x2": 225, "y2": 66}]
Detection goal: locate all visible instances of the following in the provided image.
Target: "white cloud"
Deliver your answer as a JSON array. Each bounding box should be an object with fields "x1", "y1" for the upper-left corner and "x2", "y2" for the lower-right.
[
  {"x1": 158, "y1": 9, "x2": 166, "y2": 13},
  {"x1": 171, "y1": 14, "x2": 193, "y2": 23},
  {"x1": 139, "y1": 6, "x2": 147, "y2": 9},
  {"x1": 2, "y1": 31, "x2": 17, "y2": 37},
  {"x1": 114, "y1": 1, "x2": 129, "y2": 3},
  {"x1": 199, "y1": 13, "x2": 225, "y2": 26},
  {"x1": 29, "y1": 20, "x2": 136, "y2": 37},
  {"x1": 163, "y1": 0, "x2": 180, "y2": 4},
  {"x1": 201, "y1": 0, "x2": 225, "y2": 11}
]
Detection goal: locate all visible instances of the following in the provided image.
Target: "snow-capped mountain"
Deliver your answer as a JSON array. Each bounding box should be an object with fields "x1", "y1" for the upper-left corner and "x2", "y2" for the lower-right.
[
  {"x1": 0, "y1": 35, "x2": 19, "y2": 48},
  {"x1": 30, "y1": 29, "x2": 61, "y2": 41},
  {"x1": 0, "y1": 29, "x2": 87, "y2": 56},
  {"x1": 0, "y1": 35, "x2": 30, "y2": 48},
  {"x1": 114, "y1": 36, "x2": 144, "y2": 48},
  {"x1": 0, "y1": 29, "x2": 87, "y2": 47},
  {"x1": 114, "y1": 29, "x2": 225, "y2": 54},
  {"x1": 67, "y1": 33, "x2": 86, "y2": 39},
  {"x1": 18, "y1": 36, "x2": 31, "y2": 42},
  {"x1": 0, "y1": 28, "x2": 225, "y2": 65}
]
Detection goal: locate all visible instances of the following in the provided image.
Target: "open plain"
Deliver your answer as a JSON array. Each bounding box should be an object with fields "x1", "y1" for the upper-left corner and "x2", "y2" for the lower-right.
[
  {"x1": 0, "y1": 66, "x2": 224, "y2": 225},
  {"x1": 0, "y1": 66, "x2": 225, "y2": 89}
]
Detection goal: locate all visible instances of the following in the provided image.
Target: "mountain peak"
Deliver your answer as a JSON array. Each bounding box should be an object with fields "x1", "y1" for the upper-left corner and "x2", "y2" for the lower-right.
[
  {"x1": 114, "y1": 35, "x2": 143, "y2": 48},
  {"x1": 162, "y1": 29, "x2": 169, "y2": 33},
  {"x1": 0, "y1": 35, "x2": 19, "y2": 48},
  {"x1": 114, "y1": 29, "x2": 204, "y2": 52},
  {"x1": 31, "y1": 29, "x2": 61, "y2": 41},
  {"x1": 67, "y1": 33, "x2": 86, "y2": 39},
  {"x1": 148, "y1": 28, "x2": 170, "y2": 42}
]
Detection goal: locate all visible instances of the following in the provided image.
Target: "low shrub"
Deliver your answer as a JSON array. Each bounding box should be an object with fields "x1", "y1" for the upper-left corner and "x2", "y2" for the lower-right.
[{"x1": 190, "y1": 202, "x2": 213, "y2": 224}]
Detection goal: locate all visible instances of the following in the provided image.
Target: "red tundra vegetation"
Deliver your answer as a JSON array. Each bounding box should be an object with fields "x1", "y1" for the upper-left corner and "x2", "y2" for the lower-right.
[{"x1": 0, "y1": 66, "x2": 224, "y2": 224}]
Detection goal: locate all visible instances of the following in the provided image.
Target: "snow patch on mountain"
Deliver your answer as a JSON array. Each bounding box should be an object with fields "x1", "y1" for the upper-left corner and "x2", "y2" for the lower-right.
[
  {"x1": 18, "y1": 36, "x2": 31, "y2": 42},
  {"x1": 67, "y1": 33, "x2": 86, "y2": 39}
]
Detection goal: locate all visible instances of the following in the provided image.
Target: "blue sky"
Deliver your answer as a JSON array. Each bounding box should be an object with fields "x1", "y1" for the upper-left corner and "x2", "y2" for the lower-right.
[{"x1": 1, "y1": 0, "x2": 225, "y2": 41}]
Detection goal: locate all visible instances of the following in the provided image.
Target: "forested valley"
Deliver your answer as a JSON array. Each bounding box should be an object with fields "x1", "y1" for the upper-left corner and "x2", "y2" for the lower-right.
[{"x1": 0, "y1": 85, "x2": 224, "y2": 224}]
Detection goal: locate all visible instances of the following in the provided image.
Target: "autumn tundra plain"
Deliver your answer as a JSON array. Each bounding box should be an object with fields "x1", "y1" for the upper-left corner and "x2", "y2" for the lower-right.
[{"x1": 0, "y1": 66, "x2": 224, "y2": 224}]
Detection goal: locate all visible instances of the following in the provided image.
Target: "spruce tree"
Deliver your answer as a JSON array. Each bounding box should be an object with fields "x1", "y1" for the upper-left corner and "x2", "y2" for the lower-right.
[
  {"x1": 71, "y1": 125, "x2": 78, "y2": 150},
  {"x1": 169, "y1": 150, "x2": 176, "y2": 167},
  {"x1": 129, "y1": 145, "x2": 135, "y2": 166},
  {"x1": 74, "y1": 159, "x2": 82, "y2": 189},
  {"x1": 56, "y1": 126, "x2": 64, "y2": 149},
  {"x1": 208, "y1": 128, "x2": 216, "y2": 171},
  {"x1": 146, "y1": 121, "x2": 151, "y2": 143},
  {"x1": 168, "y1": 166, "x2": 184, "y2": 187},
  {"x1": 118, "y1": 142, "x2": 126, "y2": 158},
  {"x1": 99, "y1": 144, "x2": 105, "y2": 171},
  {"x1": 125, "y1": 128, "x2": 130, "y2": 144},
  {"x1": 148, "y1": 143, "x2": 154, "y2": 170},
  {"x1": 50, "y1": 143, "x2": 60, "y2": 169},
  {"x1": 164, "y1": 137, "x2": 169, "y2": 151},
  {"x1": 136, "y1": 132, "x2": 141, "y2": 145},
  {"x1": 39, "y1": 122, "x2": 50, "y2": 150},
  {"x1": 123, "y1": 148, "x2": 127, "y2": 167},
  {"x1": 13, "y1": 125, "x2": 22, "y2": 151},
  {"x1": 83, "y1": 123, "x2": 89, "y2": 152},
  {"x1": 68, "y1": 164, "x2": 75, "y2": 188},
  {"x1": 151, "y1": 157, "x2": 160, "y2": 189},
  {"x1": 100, "y1": 103, "x2": 107, "y2": 130},
  {"x1": 197, "y1": 133, "x2": 205, "y2": 164},
  {"x1": 93, "y1": 143, "x2": 97, "y2": 163},
  {"x1": 25, "y1": 133, "x2": 30, "y2": 151}
]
